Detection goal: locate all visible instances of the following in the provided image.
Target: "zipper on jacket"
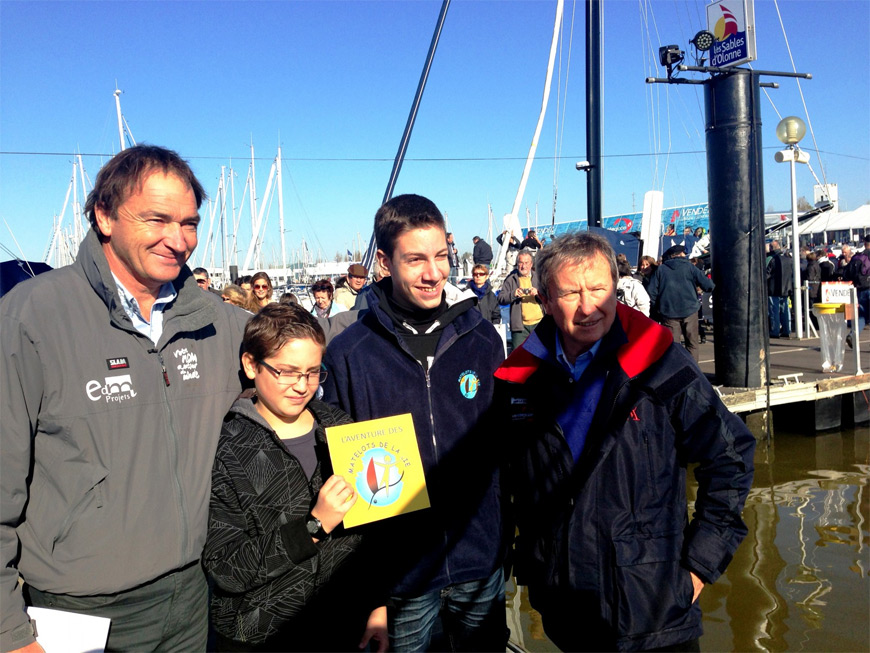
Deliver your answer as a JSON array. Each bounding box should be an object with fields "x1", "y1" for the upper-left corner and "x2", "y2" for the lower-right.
[
  {"x1": 155, "y1": 350, "x2": 170, "y2": 386},
  {"x1": 151, "y1": 347, "x2": 189, "y2": 560},
  {"x1": 424, "y1": 368, "x2": 438, "y2": 458},
  {"x1": 424, "y1": 365, "x2": 453, "y2": 582}
]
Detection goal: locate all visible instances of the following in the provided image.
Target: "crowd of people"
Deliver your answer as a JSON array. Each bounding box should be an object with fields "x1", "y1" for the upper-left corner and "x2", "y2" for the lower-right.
[{"x1": 3, "y1": 145, "x2": 760, "y2": 653}]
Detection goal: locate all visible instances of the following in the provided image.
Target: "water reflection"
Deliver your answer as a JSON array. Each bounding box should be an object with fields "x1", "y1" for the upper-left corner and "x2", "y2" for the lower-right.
[{"x1": 507, "y1": 427, "x2": 870, "y2": 652}]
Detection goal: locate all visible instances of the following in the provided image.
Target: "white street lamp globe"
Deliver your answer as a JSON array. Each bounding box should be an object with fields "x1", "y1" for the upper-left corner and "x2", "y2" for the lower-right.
[{"x1": 776, "y1": 116, "x2": 807, "y2": 145}]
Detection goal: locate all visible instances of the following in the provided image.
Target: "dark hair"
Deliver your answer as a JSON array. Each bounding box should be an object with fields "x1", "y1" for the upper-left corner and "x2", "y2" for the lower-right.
[
  {"x1": 192, "y1": 267, "x2": 209, "y2": 278},
  {"x1": 279, "y1": 293, "x2": 299, "y2": 306},
  {"x1": 243, "y1": 303, "x2": 325, "y2": 362},
  {"x1": 536, "y1": 232, "x2": 617, "y2": 300},
  {"x1": 310, "y1": 278, "x2": 334, "y2": 298},
  {"x1": 374, "y1": 194, "x2": 445, "y2": 259},
  {"x1": 617, "y1": 259, "x2": 633, "y2": 277},
  {"x1": 84, "y1": 145, "x2": 205, "y2": 231},
  {"x1": 236, "y1": 275, "x2": 253, "y2": 286}
]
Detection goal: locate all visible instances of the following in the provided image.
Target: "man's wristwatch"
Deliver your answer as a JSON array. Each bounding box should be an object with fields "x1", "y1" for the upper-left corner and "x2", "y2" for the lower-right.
[{"x1": 306, "y1": 514, "x2": 329, "y2": 540}]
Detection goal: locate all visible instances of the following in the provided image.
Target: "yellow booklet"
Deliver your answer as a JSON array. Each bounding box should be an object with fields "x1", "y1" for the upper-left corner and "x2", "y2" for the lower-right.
[{"x1": 325, "y1": 413, "x2": 430, "y2": 529}]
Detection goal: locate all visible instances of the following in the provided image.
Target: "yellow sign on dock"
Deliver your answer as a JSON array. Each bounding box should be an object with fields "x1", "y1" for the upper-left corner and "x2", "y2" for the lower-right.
[{"x1": 325, "y1": 413, "x2": 430, "y2": 529}]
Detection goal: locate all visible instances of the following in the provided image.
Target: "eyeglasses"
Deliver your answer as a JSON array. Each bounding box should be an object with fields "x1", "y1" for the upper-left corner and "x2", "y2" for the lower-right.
[
  {"x1": 257, "y1": 360, "x2": 328, "y2": 386},
  {"x1": 253, "y1": 284, "x2": 270, "y2": 290},
  {"x1": 472, "y1": 272, "x2": 488, "y2": 277}
]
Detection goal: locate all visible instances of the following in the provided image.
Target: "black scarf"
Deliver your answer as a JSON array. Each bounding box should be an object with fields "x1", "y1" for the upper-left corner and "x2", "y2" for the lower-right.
[{"x1": 468, "y1": 279, "x2": 491, "y2": 299}]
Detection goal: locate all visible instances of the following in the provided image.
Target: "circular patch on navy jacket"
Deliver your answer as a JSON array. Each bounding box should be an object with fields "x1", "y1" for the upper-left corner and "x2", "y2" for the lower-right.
[{"x1": 458, "y1": 370, "x2": 480, "y2": 399}]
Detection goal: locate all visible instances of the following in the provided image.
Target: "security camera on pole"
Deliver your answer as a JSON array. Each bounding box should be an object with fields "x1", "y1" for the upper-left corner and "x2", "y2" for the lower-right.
[{"x1": 774, "y1": 116, "x2": 810, "y2": 339}]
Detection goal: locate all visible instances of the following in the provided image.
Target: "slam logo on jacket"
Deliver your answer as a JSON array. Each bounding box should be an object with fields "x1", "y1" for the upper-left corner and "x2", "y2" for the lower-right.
[{"x1": 86, "y1": 374, "x2": 138, "y2": 403}]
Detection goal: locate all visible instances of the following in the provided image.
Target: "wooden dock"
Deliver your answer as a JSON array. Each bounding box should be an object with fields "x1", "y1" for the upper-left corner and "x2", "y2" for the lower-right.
[{"x1": 695, "y1": 330, "x2": 869, "y2": 430}]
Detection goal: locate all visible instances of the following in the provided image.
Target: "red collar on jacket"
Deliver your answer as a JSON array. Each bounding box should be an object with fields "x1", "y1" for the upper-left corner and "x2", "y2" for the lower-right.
[{"x1": 495, "y1": 303, "x2": 672, "y2": 383}]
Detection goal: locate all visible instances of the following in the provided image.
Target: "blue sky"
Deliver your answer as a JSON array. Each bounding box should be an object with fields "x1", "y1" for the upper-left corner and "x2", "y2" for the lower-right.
[{"x1": 1, "y1": 0, "x2": 867, "y2": 267}]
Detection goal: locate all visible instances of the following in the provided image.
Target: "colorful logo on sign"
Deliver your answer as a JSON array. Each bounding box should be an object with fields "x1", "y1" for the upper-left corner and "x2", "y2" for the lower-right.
[
  {"x1": 706, "y1": 0, "x2": 754, "y2": 68},
  {"x1": 458, "y1": 370, "x2": 480, "y2": 399},
  {"x1": 356, "y1": 447, "x2": 405, "y2": 507},
  {"x1": 713, "y1": 5, "x2": 739, "y2": 41}
]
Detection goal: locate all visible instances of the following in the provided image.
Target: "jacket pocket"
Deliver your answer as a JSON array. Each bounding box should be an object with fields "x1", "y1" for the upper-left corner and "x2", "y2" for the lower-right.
[
  {"x1": 52, "y1": 469, "x2": 108, "y2": 555},
  {"x1": 611, "y1": 531, "x2": 693, "y2": 638}
]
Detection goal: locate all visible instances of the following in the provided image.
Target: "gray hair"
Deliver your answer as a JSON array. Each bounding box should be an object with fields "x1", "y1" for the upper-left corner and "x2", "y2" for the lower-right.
[{"x1": 536, "y1": 231, "x2": 618, "y2": 300}]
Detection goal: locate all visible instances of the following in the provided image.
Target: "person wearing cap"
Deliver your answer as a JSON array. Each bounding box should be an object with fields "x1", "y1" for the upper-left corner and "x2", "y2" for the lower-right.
[
  {"x1": 647, "y1": 245, "x2": 714, "y2": 361},
  {"x1": 334, "y1": 263, "x2": 369, "y2": 310}
]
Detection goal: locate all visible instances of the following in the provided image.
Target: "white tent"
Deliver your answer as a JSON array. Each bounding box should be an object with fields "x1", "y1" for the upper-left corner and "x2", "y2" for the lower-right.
[{"x1": 799, "y1": 204, "x2": 870, "y2": 237}]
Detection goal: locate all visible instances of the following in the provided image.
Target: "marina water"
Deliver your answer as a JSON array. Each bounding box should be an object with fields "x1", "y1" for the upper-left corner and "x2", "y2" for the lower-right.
[{"x1": 507, "y1": 424, "x2": 870, "y2": 652}]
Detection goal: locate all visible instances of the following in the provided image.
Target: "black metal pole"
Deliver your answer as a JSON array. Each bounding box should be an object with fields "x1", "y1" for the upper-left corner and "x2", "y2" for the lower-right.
[
  {"x1": 705, "y1": 70, "x2": 768, "y2": 387},
  {"x1": 361, "y1": 0, "x2": 451, "y2": 272},
  {"x1": 585, "y1": 0, "x2": 602, "y2": 228}
]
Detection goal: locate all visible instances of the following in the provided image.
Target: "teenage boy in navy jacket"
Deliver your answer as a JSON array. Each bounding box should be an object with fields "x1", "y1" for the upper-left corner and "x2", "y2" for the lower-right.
[{"x1": 323, "y1": 194, "x2": 507, "y2": 652}]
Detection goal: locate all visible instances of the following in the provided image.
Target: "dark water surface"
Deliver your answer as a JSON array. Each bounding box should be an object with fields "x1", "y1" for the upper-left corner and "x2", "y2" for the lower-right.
[{"x1": 507, "y1": 426, "x2": 870, "y2": 652}]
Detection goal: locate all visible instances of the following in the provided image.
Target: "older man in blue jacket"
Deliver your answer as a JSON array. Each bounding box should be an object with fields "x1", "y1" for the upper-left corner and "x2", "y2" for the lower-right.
[
  {"x1": 496, "y1": 232, "x2": 755, "y2": 652},
  {"x1": 323, "y1": 195, "x2": 507, "y2": 652}
]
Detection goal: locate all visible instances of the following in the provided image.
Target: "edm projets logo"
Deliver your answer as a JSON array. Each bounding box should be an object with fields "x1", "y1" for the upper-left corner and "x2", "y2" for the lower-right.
[
  {"x1": 458, "y1": 370, "x2": 480, "y2": 399},
  {"x1": 356, "y1": 448, "x2": 405, "y2": 507},
  {"x1": 86, "y1": 374, "x2": 138, "y2": 403}
]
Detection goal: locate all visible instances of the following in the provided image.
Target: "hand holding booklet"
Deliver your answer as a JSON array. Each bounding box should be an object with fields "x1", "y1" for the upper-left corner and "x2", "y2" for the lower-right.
[
  {"x1": 325, "y1": 413, "x2": 430, "y2": 529},
  {"x1": 26, "y1": 606, "x2": 110, "y2": 653}
]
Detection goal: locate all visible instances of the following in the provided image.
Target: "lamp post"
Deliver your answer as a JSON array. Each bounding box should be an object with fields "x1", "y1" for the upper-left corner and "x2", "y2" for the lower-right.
[{"x1": 775, "y1": 116, "x2": 809, "y2": 339}]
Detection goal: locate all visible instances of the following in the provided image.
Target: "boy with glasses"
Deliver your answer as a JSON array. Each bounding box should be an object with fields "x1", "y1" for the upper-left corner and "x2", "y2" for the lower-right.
[{"x1": 203, "y1": 303, "x2": 386, "y2": 652}]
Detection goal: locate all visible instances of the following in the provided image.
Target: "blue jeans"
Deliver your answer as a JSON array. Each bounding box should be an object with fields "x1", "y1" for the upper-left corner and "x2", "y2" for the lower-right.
[
  {"x1": 768, "y1": 295, "x2": 791, "y2": 336},
  {"x1": 857, "y1": 288, "x2": 869, "y2": 332},
  {"x1": 388, "y1": 567, "x2": 506, "y2": 652}
]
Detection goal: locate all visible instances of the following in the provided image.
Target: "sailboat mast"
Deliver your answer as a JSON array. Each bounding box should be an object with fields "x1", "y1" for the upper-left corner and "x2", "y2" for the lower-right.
[
  {"x1": 360, "y1": 0, "x2": 452, "y2": 273},
  {"x1": 585, "y1": 0, "x2": 603, "y2": 227},
  {"x1": 229, "y1": 163, "x2": 237, "y2": 268},
  {"x1": 248, "y1": 140, "x2": 258, "y2": 269},
  {"x1": 508, "y1": 0, "x2": 564, "y2": 222},
  {"x1": 113, "y1": 86, "x2": 126, "y2": 152},
  {"x1": 277, "y1": 146, "x2": 287, "y2": 276}
]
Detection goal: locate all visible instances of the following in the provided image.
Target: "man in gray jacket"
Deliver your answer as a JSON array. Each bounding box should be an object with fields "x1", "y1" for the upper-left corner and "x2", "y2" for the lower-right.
[{"x1": 0, "y1": 146, "x2": 249, "y2": 652}]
